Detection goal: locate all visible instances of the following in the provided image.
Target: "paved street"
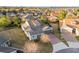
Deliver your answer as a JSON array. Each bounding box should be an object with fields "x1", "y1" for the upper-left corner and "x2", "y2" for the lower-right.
[
  {"x1": 47, "y1": 29, "x2": 79, "y2": 52},
  {"x1": 56, "y1": 48, "x2": 79, "y2": 53}
]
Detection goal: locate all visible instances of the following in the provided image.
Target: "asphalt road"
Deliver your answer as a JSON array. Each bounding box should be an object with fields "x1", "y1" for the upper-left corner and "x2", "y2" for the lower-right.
[{"x1": 56, "y1": 48, "x2": 79, "y2": 53}]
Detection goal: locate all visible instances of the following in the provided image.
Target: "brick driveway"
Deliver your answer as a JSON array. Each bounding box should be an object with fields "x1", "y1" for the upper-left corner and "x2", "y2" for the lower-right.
[{"x1": 48, "y1": 34, "x2": 60, "y2": 44}]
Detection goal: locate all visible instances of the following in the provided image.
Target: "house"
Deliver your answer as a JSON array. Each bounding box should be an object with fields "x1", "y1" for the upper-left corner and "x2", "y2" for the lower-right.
[
  {"x1": 0, "y1": 47, "x2": 23, "y2": 53},
  {"x1": 47, "y1": 14, "x2": 57, "y2": 22},
  {"x1": 0, "y1": 34, "x2": 23, "y2": 53},
  {"x1": 0, "y1": 36, "x2": 11, "y2": 47},
  {"x1": 21, "y1": 17, "x2": 53, "y2": 40},
  {"x1": 17, "y1": 12, "x2": 25, "y2": 16},
  {"x1": 6, "y1": 12, "x2": 16, "y2": 16},
  {"x1": 46, "y1": 10, "x2": 60, "y2": 22},
  {"x1": 60, "y1": 12, "x2": 79, "y2": 36}
]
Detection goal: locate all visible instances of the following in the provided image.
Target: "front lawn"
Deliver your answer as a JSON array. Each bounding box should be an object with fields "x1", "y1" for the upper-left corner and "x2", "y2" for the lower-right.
[{"x1": 24, "y1": 40, "x2": 53, "y2": 53}]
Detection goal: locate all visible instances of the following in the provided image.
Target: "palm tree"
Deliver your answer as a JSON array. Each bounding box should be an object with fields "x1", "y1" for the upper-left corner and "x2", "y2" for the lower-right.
[
  {"x1": 55, "y1": 10, "x2": 67, "y2": 38},
  {"x1": 56, "y1": 10, "x2": 69, "y2": 47}
]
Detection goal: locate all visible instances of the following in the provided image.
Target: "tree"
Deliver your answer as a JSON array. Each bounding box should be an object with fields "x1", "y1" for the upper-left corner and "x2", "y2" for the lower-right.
[
  {"x1": 40, "y1": 15, "x2": 46, "y2": 20},
  {"x1": 40, "y1": 34, "x2": 50, "y2": 43},
  {"x1": 2, "y1": 11, "x2": 6, "y2": 15},
  {"x1": 0, "y1": 16, "x2": 10, "y2": 27},
  {"x1": 24, "y1": 41, "x2": 39, "y2": 53},
  {"x1": 40, "y1": 15, "x2": 51, "y2": 25},
  {"x1": 56, "y1": 10, "x2": 67, "y2": 36},
  {"x1": 12, "y1": 16, "x2": 20, "y2": 27},
  {"x1": 73, "y1": 9, "x2": 79, "y2": 16},
  {"x1": 58, "y1": 10, "x2": 67, "y2": 20}
]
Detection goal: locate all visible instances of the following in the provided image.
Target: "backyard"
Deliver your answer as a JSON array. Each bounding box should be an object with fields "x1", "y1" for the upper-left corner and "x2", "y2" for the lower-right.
[
  {"x1": 0, "y1": 28, "x2": 27, "y2": 48},
  {"x1": 0, "y1": 28, "x2": 53, "y2": 52}
]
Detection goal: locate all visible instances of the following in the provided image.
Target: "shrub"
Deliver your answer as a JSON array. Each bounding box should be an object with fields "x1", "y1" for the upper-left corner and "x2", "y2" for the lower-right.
[
  {"x1": 75, "y1": 36, "x2": 79, "y2": 41},
  {"x1": 12, "y1": 16, "x2": 20, "y2": 27},
  {"x1": 24, "y1": 41, "x2": 39, "y2": 53},
  {"x1": 0, "y1": 16, "x2": 10, "y2": 27},
  {"x1": 40, "y1": 34, "x2": 50, "y2": 43}
]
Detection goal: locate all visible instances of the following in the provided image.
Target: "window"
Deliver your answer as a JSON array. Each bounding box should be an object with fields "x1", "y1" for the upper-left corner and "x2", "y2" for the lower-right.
[{"x1": 32, "y1": 35, "x2": 37, "y2": 40}]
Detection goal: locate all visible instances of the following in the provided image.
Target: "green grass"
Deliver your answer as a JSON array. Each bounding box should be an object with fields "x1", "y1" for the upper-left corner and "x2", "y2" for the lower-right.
[
  {"x1": 0, "y1": 28, "x2": 4, "y2": 31},
  {"x1": 7, "y1": 28, "x2": 27, "y2": 48},
  {"x1": 75, "y1": 36, "x2": 79, "y2": 41},
  {"x1": 39, "y1": 42, "x2": 53, "y2": 53}
]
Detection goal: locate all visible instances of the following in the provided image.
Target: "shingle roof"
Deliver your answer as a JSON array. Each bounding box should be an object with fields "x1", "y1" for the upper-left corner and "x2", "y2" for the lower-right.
[
  {"x1": 30, "y1": 26, "x2": 44, "y2": 35},
  {"x1": 0, "y1": 47, "x2": 22, "y2": 53},
  {"x1": 0, "y1": 36, "x2": 9, "y2": 45},
  {"x1": 26, "y1": 15, "x2": 52, "y2": 35},
  {"x1": 27, "y1": 19, "x2": 44, "y2": 35}
]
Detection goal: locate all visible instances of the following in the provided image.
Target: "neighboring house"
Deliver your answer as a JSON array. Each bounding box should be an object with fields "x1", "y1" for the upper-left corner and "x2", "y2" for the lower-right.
[
  {"x1": 6, "y1": 12, "x2": 16, "y2": 16},
  {"x1": 0, "y1": 47, "x2": 23, "y2": 53},
  {"x1": 17, "y1": 12, "x2": 25, "y2": 16},
  {"x1": 0, "y1": 32, "x2": 23, "y2": 53},
  {"x1": 21, "y1": 18, "x2": 53, "y2": 40},
  {"x1": 47, "y1": 14, "x2": 57, "y2": 22},
  {"x1": 61, "y1": 18, "x2": 79, "y2": 36},
  {"x1": 0, "y1": 37, "x2": 10, "y2": 47},
  {"x1": 0, "y1": 13, "x2": 3, "y2": 16},
  {"x1": 46, "y1": 10, "x2": 60, "y2": 22},
  {"x1": 60, "y1": 11, "x2": 79, "y2": 35}
]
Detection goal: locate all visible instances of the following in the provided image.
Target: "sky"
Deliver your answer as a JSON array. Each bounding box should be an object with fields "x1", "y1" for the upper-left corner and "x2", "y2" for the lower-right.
[{"x1": 0, "y1": 0, "x2": 79, "y2": 7}]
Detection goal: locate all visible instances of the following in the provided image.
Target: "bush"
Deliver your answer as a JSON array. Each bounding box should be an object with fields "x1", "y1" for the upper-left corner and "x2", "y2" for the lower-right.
[
  {"x1": 24, "y1": 41, "x2": 39, "y2": 53},
  {"x1": 7, "y1": 16, "x2": 21, "y2": 27},
  {"x1": 57, "y1": 10, "x2": 67, "y2": 20},
  {"x1": 75, "y1": 36, "x2": 79, "y2": 41},
  {"x1": 0, "y1": 16, "x2": 10, "y2": 27},
  {"x1": 40, "y1": 34, "x2": 50, "y2": 43},
  {"x1": 12, "y1": 16, "x2": 20, "y2": 27}
]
